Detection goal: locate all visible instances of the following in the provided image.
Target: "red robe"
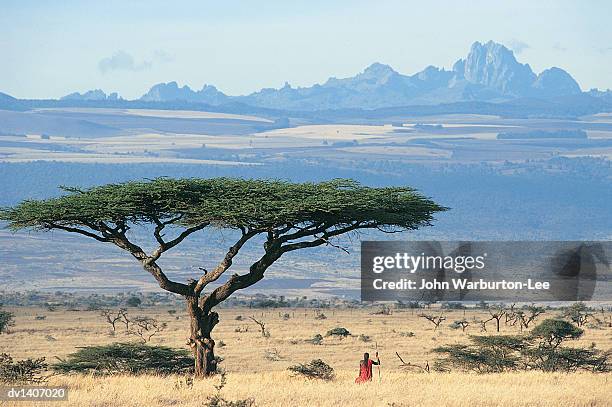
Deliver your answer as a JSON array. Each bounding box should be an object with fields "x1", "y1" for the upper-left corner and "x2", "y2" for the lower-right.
[{"x1": 355, "y1": 359, "x2": 374, "y2": 383}]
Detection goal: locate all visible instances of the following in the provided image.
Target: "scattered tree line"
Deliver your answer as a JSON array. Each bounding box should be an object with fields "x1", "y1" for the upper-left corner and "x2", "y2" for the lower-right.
[{"x1": 433, "y1": 319, "x2": 610, "y2": 373}]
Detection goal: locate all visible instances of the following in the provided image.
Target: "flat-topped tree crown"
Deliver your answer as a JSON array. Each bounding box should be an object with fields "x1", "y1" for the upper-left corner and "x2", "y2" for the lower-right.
[
  {"x1": 0, "y1": 177, "x2": 445, "y2": 377},
  {"x1": 1, "y1": 178, "x2": 444, "y2": 232}
]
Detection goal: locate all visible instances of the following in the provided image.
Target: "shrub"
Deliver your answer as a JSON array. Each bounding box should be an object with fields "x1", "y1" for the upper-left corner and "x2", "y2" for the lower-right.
[
  {"x1": 563, "y1": 302, "x2": 593, "y2": 327},
  {"x1": 372, "y1": 305, "x2": 392, "y2": 315},
  {"x1": 433, "y1": 336, "x2": 524, "y2": 373},
  {"x1": 0, "y1": 309, "x2": 15, "y2": 334},
  {"x1": 126, "y1": 297, "x2": 142, "y2": 308},
  {"x1": 325, "y1": 327, "x2": 350, "y2": 337},
  {"x1": 307, "y1": 334, "x2": 324, "y2": 345},
  {"x1": 449, "y1": 319, "x2": 470, "y2": 332},
  {"x1": 0, "y1": 353, "x2": 47, "y2": 384},
  {"x1": 288, "y1": 359, "x2": 335, "y2": 380},
  {"x1": 434, "y1": 319, "x2": 609, "y2": 373},
  {"x1": 264, "y1": 348, "x2": 283, "y2": 361},
  {"x1": 205, "y1": 395, "x2": 255, "y2": 407},
  {"x1": 359, "y1": 334, "x2": 372, "y2": 342},
  {"x1": 530, "y1": 319, "x2": 583, "y2": 347},
  {"x1": 53, "y1": 343, "x2": 193, "y2": 375}
]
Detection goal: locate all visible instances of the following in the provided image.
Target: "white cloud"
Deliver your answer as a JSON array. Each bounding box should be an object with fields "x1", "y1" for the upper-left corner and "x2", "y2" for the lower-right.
[
  {"x1": 506, "y1": 39, "x2": 530, "y2": 54},
  {"x1": 98, "y1": 50, "x2": 171, "y2": 74}
]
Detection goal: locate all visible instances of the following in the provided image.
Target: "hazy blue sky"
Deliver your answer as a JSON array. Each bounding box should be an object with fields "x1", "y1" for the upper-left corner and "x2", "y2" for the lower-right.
[{"x1": 2, "y1": 0, "x2": 611, "y2": 99}]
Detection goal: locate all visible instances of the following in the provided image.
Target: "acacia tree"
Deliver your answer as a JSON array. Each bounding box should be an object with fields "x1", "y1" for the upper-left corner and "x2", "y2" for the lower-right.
[{"x1": 0, "y1": 178, "x2": 444, "y2": 377}]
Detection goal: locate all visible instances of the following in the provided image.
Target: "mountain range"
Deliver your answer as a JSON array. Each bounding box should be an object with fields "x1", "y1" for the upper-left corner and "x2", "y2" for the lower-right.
[{"x1": 61, "y1": 41, "x2": 585, "y2": 110}]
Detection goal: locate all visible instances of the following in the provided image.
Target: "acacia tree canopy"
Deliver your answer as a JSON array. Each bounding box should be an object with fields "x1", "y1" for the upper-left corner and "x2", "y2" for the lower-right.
[{"x1": 2, "y1": 178, "x2": 443, "y2": 231}]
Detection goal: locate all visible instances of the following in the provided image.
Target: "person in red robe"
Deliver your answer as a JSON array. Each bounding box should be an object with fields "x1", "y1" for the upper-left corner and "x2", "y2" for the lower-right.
[{"x1": 355, "y1": 352, "x2": 380, "y2": 383}]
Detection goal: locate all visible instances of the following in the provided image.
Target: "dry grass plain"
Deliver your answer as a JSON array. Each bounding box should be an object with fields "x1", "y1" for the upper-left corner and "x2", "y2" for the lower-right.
[{"x1": 1, "y1": 306, "x2": 610, "y2": 406}]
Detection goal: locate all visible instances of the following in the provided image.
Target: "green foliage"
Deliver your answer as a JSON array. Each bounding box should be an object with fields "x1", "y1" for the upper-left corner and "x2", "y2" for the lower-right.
[
  {"x1": 530, "y1": 319, "x2": 583, "y2": 347},
  {"x1": 0, "y1": 178, "x2": 445, "y2": 232},
  {"x1": 469, "y1": 334, "x2": 530, "y2": 351},
  {"x1": 204, "y1": 395, "x2": 255, "y2": 407},
  {"x1": 434, "y1": 335, "x2": 525, "y2": 373},
  {"x1": 126, "y1": 297, "x2": 142, "y2": 307},
  {"x1": 307, "y1": 334, "x2": 324, "y2": 345},
  {"x1": 449, "y1": 319, "x2": 469, "y2": 331},
  {"x1": 0, "y1": 309, "x2": 15, "y2": 334},
  {"x1": 288, "y1": 359, "x2": 335, "y2": 381},
  {"x1": 522, "y1": 346, "x2": 610, "y2": 372},
  {"x1": 562, "y1": 302, "x2": 593, "y2": 327},
  {"x1": 0, "y1": 353, "x2": 47, "y2": 384},
  {"x1": 325, "y1": 327, "x2": 351, "y2": 337},
  {"x1": 52, "y1": 343, "x2": 193, "y2": 375},
  {"x1": 434, "y1": 319, "x2": 608, "y2": 373}
]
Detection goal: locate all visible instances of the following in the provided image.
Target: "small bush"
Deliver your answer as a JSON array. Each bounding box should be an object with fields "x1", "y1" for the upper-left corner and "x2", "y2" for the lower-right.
[
  {"x1": 307, "y1": 334, "x2": 323, "y2": 345},
  {"x1": 359, "y1": 334, "x2": 372, "y2": 342},
  {"x1": 288, "y1": 359, "x2": 335, "y2": 381},
  {"x1": 0, "y1": 309, "x2": 15, "y2": 334},
  {"x1": 264, "y1": 348, "x2": 283, "y2": 361},
  {"x1": 53, "y1": 343, "x2": 193, "y2": 375},
  {"x1": 372, "y1": 305, "x2": 392, "y2": 315},
  {"x1": 0, "y1": 353, "x2": 47, "y2": 384},
  {"x1": 126, "y1": 297, "x2": 142, "y2": 308},
  {"x1": 326, "y1": 327, "x2": 350, "y2": 337},
  {"x1": 205, "y1": 395, "x2": 255, "y2": 407}
]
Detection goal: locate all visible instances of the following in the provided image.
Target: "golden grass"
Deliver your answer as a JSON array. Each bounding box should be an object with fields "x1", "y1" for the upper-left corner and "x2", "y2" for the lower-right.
[{"x1": 1, "y1": 307, "x2": 611, "y2": 406}]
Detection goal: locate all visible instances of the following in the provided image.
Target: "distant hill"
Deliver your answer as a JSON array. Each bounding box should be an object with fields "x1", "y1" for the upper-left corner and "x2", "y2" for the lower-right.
[
  {"x1": 61, "y1": 89, "x2": 121, "y2": 101},
  {"x1": 133, "y1": 41, "x2": 583, "y2": 110}
]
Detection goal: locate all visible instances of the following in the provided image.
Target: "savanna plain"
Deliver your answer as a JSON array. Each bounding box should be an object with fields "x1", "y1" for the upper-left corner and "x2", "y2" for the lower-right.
[{"x1": 1, "y1": 306, "x2": 610, "y2": 407}]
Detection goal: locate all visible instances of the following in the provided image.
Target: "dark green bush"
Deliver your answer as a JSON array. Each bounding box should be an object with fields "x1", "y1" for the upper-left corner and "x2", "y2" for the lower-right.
[
  {"x1": 325, "y1": 327, "x2": 350, "y2": 337},
  {"x1": 0, "y1": 353, "x2": 47, "y2": 384},
  {"x1": 0, "y1": 309, "x2": 15, "y2": 334},
  {"x1": 53, "y1": 343, "x2": 193, "y2": 375},
  {"x1": 288, "y1": 359, "x2": 334, "y2": 381},
  {"x1": 307, "y1": 334, "x2": 324, "y2": 345}
]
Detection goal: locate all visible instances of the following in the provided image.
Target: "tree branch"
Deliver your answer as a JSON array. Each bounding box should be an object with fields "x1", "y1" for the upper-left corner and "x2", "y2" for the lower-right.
[
  {"x1": 45, "y1": 223, "x2": 109, "y2": 242},
  {"x1": 200, "y1": 248, "x2": 282, "y2": 310},
  {"x1": 148, "y1": 222, "x2": 210, "y2": 262},
  {"x1": 194, "y1": 229, "x2": 258, "y2": 295},
  {"x1": 279, "y1": 221, "x2": 369, "y2": 253}
]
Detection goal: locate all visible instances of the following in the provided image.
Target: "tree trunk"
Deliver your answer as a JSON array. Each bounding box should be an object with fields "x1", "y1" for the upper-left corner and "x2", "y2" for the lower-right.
[{"x1": 187, "y1": 297, "x2": 219, "y2": 377}]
